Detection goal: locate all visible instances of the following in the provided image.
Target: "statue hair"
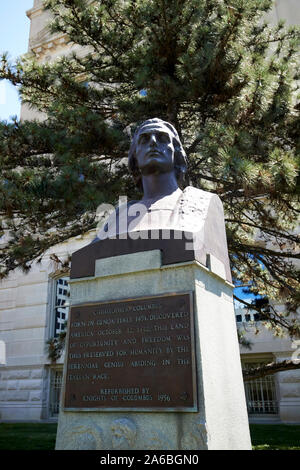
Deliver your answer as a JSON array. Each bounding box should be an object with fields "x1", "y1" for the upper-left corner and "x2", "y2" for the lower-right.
[{"x1": 128, "y1": 118, "x2": 188, "y2": 190}]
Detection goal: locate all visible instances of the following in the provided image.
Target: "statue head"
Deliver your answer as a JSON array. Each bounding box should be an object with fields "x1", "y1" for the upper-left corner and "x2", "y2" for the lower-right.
[{"x1": 128, "y1": 118, "x2": 188, "y2": 190}]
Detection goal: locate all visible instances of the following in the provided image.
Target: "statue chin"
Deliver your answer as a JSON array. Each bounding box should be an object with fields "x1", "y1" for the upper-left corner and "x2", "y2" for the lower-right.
[{"x1": 139, "y1": 160, "x2": 174, "y2": 176}]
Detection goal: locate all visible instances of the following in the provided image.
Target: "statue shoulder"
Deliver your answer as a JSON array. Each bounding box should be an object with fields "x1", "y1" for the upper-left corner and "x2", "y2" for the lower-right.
[
  {"x1": 181, "y1": 186, "x2": 218, "y2": 206},
  {"x1": 183, "y1": 186, "x2": 214, "y2": 199},
  {"x1": 177, "y1": 186, "x2": 223, "y2": 219},
  {"x1": 183, "y1": 186, "x2": 222, "y2": 205},
  {"x1": 115, "y1": 199, "x2": 138, "y2": 215}
]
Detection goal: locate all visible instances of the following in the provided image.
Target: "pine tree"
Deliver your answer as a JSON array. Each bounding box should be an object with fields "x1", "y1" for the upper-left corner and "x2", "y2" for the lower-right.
[{"x1": 0, "y1": 0, "x2": 299, "y2": 352}]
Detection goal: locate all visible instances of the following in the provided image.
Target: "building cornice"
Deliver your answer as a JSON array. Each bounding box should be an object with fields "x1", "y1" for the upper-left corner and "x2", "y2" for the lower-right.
[
  {"x1": 29, "y1": 33, "x2": 68, "y2": 58},
  {"x1": 26, "y1": 5, "x2": 44, "y2": 21}
]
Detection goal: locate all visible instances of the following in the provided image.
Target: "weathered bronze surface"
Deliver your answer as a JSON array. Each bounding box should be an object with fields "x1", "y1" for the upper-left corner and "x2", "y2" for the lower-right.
[
  {"x1": 64, "y1": 292, "x2": 197, "y2": 411},
  {"x1": 71, "y1": 230, "x2": 202, "y2": 278},
  {"x1": 70, "y1": 229, "x2": 232, "y2": 283}
]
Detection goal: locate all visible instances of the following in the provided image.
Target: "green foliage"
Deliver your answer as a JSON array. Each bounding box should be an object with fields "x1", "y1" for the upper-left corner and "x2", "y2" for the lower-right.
[
  {"x1": 0, "y1": 423, "x2": 58, "y2": 450},
  {"x1": 0, "y1": 0, "x2": 299, "y2": 337},
  {"x1": 46, "y1": 329, "x2": 67, "y2": 362},
  {"x1": 0, "y1": 423, "x2": 299, "y2": 450},
  {"x1": 250, "y1": 424, "x2": 300, "y2": 450}
]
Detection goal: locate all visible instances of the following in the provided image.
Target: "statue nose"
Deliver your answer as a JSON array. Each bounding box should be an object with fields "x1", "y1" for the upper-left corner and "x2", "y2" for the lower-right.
[{"x1": 149, "y1": 134, "x2": 157, "y2": 146}]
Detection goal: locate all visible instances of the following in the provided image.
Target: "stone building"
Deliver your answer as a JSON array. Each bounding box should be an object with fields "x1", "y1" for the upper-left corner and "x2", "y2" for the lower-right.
[{"x1": 0, "y1": 0, "x2": 299, "y2": 423}]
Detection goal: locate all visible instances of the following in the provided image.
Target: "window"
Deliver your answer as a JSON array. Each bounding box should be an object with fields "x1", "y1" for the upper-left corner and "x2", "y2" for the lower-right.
[
  {"x1": 243, "y1": 361, "x2": 279, "y2": 415},
  {"x1": 47, "y1": 276, "x2": 69, "y2": 419},
  {"x1": 49, "y1": 368, "x2": 63, "y2": 417},
  {"x1": 53, "y1": 276, "x2": 70, "y2": 337},
  {"x1": 235, "y1": 310, "x2": 262, "y2": 323}
]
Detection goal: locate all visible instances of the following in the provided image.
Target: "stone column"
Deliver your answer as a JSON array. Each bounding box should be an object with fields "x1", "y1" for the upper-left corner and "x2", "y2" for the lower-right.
[
  {"x1": 275, "y1": 352, "x2": 300, "y2": 423},
  {"x1": 55, "y1": 249, "x2": 251, "y2": 450}
]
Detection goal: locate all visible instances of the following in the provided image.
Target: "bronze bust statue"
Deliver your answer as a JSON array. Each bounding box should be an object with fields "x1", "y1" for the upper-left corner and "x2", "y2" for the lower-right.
[
  {"x1": 97, "y1": 118, "x2": 218, "y2": 236},
  {"x1": 93, "y1": 118, "x2": 231, "y2": 281}
]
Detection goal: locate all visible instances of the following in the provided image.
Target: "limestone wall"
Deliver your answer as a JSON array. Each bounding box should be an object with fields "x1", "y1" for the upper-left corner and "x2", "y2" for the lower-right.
[{"x1": 0, "y1": 231, "x2": 95, "y2": 421}]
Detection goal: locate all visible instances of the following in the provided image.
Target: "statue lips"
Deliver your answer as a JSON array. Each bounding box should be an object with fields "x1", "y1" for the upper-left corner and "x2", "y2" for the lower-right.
[{"x1": 146, "y1": 150, "x2": 164, "y2": 160}]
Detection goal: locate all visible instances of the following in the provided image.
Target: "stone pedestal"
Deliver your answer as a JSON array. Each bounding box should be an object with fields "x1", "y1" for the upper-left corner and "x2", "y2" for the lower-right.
[{"x1": 55, "y1": 244, "x2": 251, "y2": 450}]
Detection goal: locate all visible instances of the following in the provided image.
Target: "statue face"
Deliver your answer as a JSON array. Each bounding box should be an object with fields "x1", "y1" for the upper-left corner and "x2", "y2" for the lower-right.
[{"x1": 135, "y1": 124, "x2": 175, "y2": 176}]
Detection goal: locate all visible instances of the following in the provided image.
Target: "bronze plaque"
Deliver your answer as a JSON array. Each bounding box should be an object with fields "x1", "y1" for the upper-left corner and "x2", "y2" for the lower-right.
[{"x1": 63, "y1": 292, "x2": 197, "y2": 411}]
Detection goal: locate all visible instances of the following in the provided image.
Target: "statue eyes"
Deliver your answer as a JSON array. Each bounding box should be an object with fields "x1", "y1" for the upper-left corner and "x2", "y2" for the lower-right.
[
  {"x1": 138, "y1": 135, "x2": 149, "y2": 144},
  {"x1": 156, "y1": 132, "x2": 170, "y2": 143},
  {"x1": 138, "y1": 132, "x2": 170, "y2": 144}
]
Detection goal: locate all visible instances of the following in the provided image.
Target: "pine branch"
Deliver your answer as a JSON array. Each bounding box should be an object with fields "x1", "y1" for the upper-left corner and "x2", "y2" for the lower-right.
[
  {"x1": 225, "y1": 218, "x2": 299, "y2": 244},
  {"x1": 243, "y1": 360, "x2": 300, "y2": 382}
]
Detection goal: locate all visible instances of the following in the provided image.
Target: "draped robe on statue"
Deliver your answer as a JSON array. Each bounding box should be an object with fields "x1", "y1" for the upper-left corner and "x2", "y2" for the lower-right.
[{"x1": 95, "y1": 186, "x2": 232, "y2": 282}]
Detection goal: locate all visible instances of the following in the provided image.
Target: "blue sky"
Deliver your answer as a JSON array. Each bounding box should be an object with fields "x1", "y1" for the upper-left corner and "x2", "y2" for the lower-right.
[{"x1": 0, "y1": 1, "x2": 33, "y2": 121}]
